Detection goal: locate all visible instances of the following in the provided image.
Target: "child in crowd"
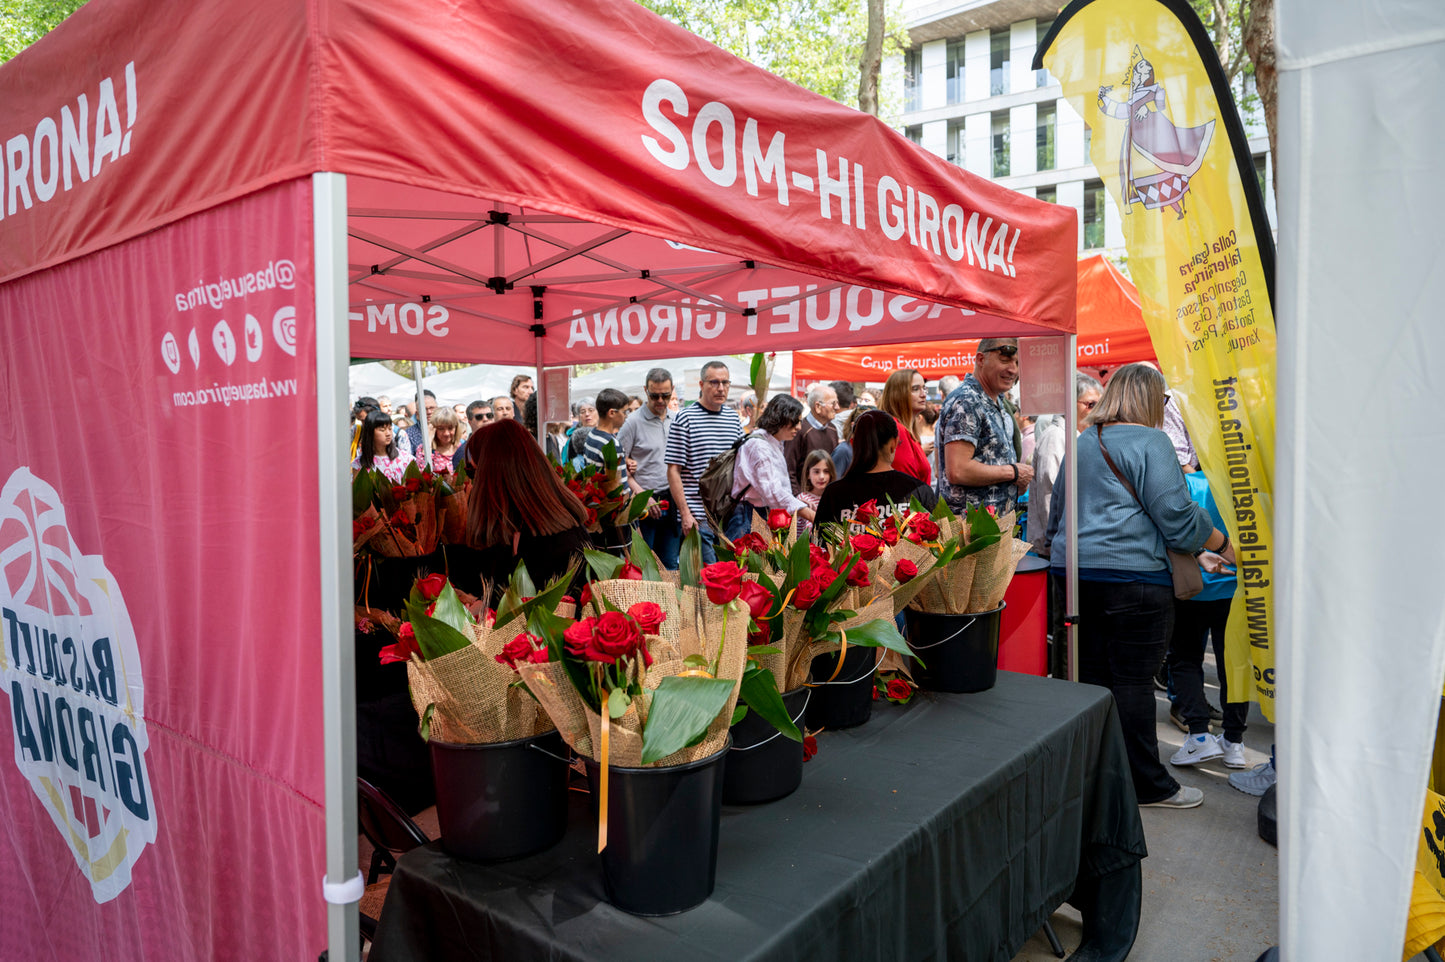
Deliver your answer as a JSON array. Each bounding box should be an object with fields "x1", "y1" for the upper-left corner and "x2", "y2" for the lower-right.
[{"x1": 797, "y1": 450, "x2": 836, "y2": 530}]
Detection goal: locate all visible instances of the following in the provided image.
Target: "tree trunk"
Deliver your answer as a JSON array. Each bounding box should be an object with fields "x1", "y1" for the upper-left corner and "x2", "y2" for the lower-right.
[
  {"x1": 857, "y1": 0, "x2": 884, "y2": 115},
  {"x1": 1243, "y1": 0, "x2": 1277, "y2": 186}
]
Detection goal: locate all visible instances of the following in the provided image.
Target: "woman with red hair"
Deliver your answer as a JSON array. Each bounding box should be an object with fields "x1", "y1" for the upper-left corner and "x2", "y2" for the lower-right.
[{"x1": 460, "y1": 419, "x2": 592, "y2": 601}]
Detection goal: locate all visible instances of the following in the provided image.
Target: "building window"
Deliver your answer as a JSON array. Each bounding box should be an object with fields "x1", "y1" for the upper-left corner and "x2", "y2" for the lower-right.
[
  {"x1": 946, "y1": 40, "x2": 965, "y2": 105},
  {"x1": 905, "y1": 124, "x2": 922, "y2": 145},
  {"x1": 1035, "y1": 20, "x2": 1054, "y2": 87},
  {"x1": 992, "y1": 112, "x2": 1011, "y2": 178},
  {"x1": 1254, "y1": 153, "x2": 1268, "y2": 198},
  {"x1": 905, "y1": 48, "x2": 921, "y2": 112},
  {"x1": 990, "y1": 30, "x2": 1010, "y2": 97},
  {"x1": 1083, "y1": 179, "x2": 1106, "y2": 249},
  {"x1": 1037, "y1": 185, "x2": 1057, "y2": 205},
  {"x1": 1036, "y1": 102, "x2": 1057, "y2": 171},
  {"x1": 947, "y1": 121, "x2": 965, "y2": 166}
]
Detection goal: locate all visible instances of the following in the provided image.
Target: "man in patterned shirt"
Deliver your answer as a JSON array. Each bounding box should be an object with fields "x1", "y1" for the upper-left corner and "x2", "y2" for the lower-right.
[
  {"x1": 665, "y1": 359, "x2": 745, "y2": 564},
  {"x1": 935, "y1": 338, "x2": 1034, "y2": 516}
]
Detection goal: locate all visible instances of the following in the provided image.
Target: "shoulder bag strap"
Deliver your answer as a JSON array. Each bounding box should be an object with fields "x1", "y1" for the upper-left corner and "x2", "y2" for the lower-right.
[{"x1": 1095, "y1": 423, "x2": 1146, "y2": 511}]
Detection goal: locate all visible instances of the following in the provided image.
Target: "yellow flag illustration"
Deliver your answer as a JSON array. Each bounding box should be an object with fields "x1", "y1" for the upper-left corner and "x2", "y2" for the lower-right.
[{"x1": 1039, "y1": 0, "x2": 1277, "y2": 719}]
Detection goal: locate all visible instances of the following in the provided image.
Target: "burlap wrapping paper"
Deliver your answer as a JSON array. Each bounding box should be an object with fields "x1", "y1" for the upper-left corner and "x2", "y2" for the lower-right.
[
  {"x1": 962, "y1": 510, "x2": 1019, "y2": 613},
  {"x1": 352, "y1": 504, "x2": 384, "y2": 553},
  {"x1": 438, "y1": 490, "x2": 468, "y2": 545},
  {"x1": 591, "y1": 580, "x2": 683, "y2": 653},
  {"x1": 747, "y1": 510, "x2": 800, "y2": 550},
  {"x1": 877, "y1": 538, "x2": 944, "y2": 615},
  {"x1": 367, "y1": 495, "x2": 436, "y2": 558},
  {"x1": 405, "y1": 622, "x2": 554, "y2": 745},
  {"x1": 519, "y1": 597, "x2": 749, "y2": 767}
]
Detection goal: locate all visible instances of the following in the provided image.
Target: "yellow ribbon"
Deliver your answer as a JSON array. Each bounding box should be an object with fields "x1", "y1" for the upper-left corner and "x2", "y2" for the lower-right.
[{"x1": 598, "y1": 709, "x2": 610, "y2": 853}]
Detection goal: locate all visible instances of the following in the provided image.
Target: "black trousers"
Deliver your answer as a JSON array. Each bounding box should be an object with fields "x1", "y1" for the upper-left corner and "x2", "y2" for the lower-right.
[
  {"x1": 1167, "y1": 596, "x2": 1249, "y2": 742},
  {"x1": 1078, "y1": 580, "x2": 1178, "y2": 804}
]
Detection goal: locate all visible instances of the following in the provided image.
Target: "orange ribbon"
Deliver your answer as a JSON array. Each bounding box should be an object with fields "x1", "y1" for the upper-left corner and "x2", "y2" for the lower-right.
[
  {"x1": 597, "y1": 710, "x2": 610, "y2": 853},
  {"x1": 824, "y1": 629, "x2": 850, "y2": 682}
]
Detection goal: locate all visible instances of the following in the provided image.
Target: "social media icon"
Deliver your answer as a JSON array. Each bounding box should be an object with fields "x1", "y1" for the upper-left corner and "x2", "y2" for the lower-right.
[
  {"x1": 161, "y1": 333, "x2": 181, "y2": 374},
  {"x1": 212, "y1": 320, "x2": 237, "y2": 366},
  {"x1": 244, "y1": 314, "x2": 263, "y2": 362},
  {"x1": 272, "y1": 305, "x2": 297, "y2": 357},
  {"x1": 187, "y1": 329, "x2": 201, "y2": 369}
]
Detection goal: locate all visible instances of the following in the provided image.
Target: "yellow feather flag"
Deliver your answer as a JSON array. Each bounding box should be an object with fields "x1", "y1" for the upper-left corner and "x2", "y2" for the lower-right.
[{"x1": 1038, "y1": 0, "x2": 1277, "y2": 720}]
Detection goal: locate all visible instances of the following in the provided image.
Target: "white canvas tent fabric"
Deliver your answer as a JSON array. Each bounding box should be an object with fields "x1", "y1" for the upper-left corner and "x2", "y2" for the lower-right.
[
  {"x1": 568, "y1": 353, "x2": 795, "y2": 401},
  {"x1": 1275, "y1": 3, "x2": 1445, "y2": 957},
  {"x1": 347, "y1": 361, "x2": 412, "y2": 402}
]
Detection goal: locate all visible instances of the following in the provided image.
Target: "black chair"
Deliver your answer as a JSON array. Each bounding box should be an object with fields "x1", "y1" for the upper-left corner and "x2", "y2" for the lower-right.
[{"x1": 358, "y1": 777, "x2": 430, "y2": 884}]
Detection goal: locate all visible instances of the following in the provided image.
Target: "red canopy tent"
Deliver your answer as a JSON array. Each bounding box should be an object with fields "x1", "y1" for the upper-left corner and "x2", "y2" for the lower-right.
[
  {"x1": 0, "y1": 1, "x2": 1077, "y2": 960},
  {"x1": 790, "y1": 253, "x2": 1151, "y2": 387}
]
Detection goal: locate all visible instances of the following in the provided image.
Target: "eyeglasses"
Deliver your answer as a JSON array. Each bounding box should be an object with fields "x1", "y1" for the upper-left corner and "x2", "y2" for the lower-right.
[
  {"x1": 1081, "y1": 400, "x2": 1098, "y2": 410},
  {"x1": 704, "y1": 379, "x2": 731, "y2": 388},
  {"x1": 647, "y1": 391, "x2": 673, "y2": 401}
]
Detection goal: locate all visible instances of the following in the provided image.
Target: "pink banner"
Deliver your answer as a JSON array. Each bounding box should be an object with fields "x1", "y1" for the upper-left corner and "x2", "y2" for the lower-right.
[{"x1": 0, "y1": 180, "x2": 324, "y2": 958}]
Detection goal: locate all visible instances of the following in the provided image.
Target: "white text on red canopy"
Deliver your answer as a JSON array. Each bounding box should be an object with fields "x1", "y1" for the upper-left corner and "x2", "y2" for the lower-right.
[{"x1": 639, "y1": 79, "x2": 1024, "y2": 278}]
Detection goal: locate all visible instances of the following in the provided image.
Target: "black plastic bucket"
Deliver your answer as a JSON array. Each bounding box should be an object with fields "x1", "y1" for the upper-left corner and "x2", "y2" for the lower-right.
[
  {"x1": 805, "y1": 646, "x2": 876, "y2": 730},
  {"x1": 722, "y1": 686, "x2": 810, "y2": 805},
  {"x1": 583, "y1": 740, "x2": 729, "y2": 916},
  {"x1": 904, "y1": 603, "x2": 1006, "y2": 693},
  {"x1": 429, "y1": 729, "x2": 570, "y2": 862}
]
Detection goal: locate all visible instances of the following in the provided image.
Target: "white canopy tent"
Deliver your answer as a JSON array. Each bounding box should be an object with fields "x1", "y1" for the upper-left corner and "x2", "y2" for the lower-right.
[{"x1": 1275, "y1": 1, "x2": 1445, "y2": 957}]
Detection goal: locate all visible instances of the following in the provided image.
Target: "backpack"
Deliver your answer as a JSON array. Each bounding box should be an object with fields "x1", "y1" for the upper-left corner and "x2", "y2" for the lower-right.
[{"x1": 697, "y1": 434, "x2": 754, "y2": 528}]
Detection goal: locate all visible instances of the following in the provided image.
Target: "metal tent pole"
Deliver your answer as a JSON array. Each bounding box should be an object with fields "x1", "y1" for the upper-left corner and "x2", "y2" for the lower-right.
[
  {"x1": 314, "y1": 172, "x2": 360, "y2": 962},
  {"x1": 1065, "y1": 334, "x2": 1079, "y2": 682},
  {"x1": 413, "y1": 361, "x2": 431, "y2": 465}
]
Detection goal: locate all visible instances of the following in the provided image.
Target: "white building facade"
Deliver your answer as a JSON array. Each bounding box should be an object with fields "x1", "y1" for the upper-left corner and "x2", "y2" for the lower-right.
[{"x1": 897, "y1": 0, "x2": 1276, "y2": 254}]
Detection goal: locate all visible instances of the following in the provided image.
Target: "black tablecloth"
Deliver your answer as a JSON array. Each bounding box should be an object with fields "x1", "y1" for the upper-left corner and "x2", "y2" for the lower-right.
[{"x1": 369, "y1": 672, "x2": 1146, "y2": 962}]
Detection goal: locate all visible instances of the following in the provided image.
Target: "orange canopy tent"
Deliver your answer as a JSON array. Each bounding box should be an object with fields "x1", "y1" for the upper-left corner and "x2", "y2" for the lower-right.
[{"x1": 791, "y1": 254, "x2": 1151, "y2": 388}]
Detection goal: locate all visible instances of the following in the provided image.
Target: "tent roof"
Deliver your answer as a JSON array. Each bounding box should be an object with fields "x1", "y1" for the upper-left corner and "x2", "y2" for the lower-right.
[{"x1": 1, "y1": 0, "x2": 1076, "y2": 365}]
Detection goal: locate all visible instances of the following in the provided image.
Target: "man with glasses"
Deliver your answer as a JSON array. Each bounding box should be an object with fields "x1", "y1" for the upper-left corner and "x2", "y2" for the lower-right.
[
  {"x1": 617, "y1": 368, "x2": 680, "y2": 567},
  {"x1": 454, "y1": 400, "x2": 494, "y2": 471},
  {"x1": 665, "y1": 360, "x2": 745, "y2": 564},
  {"x1": 936, "y1": 337, "x2": 1034, "y2": 517}
]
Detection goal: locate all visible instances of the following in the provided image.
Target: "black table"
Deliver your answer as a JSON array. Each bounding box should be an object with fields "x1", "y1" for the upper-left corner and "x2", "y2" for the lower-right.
[{"x1": 369, "y1": 672, "x2": 1146, "y2": 962}]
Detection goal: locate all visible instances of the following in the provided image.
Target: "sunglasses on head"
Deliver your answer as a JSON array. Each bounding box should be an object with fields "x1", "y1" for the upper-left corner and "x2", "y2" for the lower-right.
[{"x1": 986, "y1": 346, "x2": 1019, "y2": 359}]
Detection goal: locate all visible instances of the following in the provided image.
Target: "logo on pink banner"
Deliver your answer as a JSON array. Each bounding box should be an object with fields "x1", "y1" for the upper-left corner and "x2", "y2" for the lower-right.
[{"x1": 0, "y1": 469, "x2": 155, "y2": 904}]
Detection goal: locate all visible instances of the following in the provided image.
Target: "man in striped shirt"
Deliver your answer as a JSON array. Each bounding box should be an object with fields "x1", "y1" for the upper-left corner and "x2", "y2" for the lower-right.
[{"x1": 665, "y1": 360, "x2": 745, "y2": 564}]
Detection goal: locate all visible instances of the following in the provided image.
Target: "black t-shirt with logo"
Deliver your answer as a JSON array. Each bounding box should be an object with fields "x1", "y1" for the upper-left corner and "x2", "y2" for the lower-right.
[{"x1": 814, "y1": 469, "x2": 938, "y2": 530}]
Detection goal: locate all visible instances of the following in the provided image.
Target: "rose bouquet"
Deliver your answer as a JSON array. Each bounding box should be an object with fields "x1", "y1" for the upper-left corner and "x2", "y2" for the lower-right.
[
  {"x1": 352, "y1": 461, "x2": 462, "y2": 558},
  {"x1": 555, "y1": 449, "x2": 657, "y2": 550},
  {"x1": 903, "y1": 503, "x2": 1032, "y2": 615},
  {"x1": 378, "y1": 571, "x2": 569, "y2": 745}
]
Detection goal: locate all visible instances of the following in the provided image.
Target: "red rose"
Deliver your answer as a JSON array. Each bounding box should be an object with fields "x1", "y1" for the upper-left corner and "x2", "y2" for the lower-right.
[
  {"x1": 767, "y1": 508, "x2": 794, "y2": 532},
  {"x1": 905, "y1": 514, "x2": 940, "y2": 543},
  {"x1": 658, "y1": 500, "x2": 670, "y2": 511},
  {"x1": 738, "y1": 580, "x2": 774, "y2": 621},
  {"x1": 854, "y1": 499, "x2": 879, "y2": 524},
  {"x1": 699, "y1": 561, "x2": 745, "y2": 605},
  {"x1": 417, "y1": 573, "x2": 447, "y2": 601},
  {"x1": 380, "y1": 623, "x2": 421, "y2": 665},
  {"x1": 593, "y1": 610, "x2": 644, "y2": 660},
  {"x1": 886, "y1": 678, "x2": 912, "y2": 701},
  {"x1": 850, "y1": 533, "x2": 884, "y2": 561},
  {"x1": 565, "y1": 617, "x2": 613, "y2": 663},
  {"x1": 802, "y1": 734, "x2": 818, "y2": 761},
  {"x1": 985, "y1": 504, "x2": 999, "y2": 517},
  {"x1": 527, "y1": 646, "x2": 550, "y2": 664},
  {"x1": 495, "y1": 633, "x2": 540, "y2": 670},
  {"x1": 378, "y1": 642, "x2": 412, "y2": 665},
  {"x1": 880, "y1": 520, "x2": 900, "y2": 546},
  {"x1": 628, "y1": 602, "x2": 667, "y2": 634},
  {"x1": 578, "y1": 583, "x2": 593, "y2": 608},
  {"x1": 808, "y1": 543, "x2": 830, "y2": 567},
  {"x1": 811, "y1": 563, "x2": 839, "y2": 589},
  {"x1": 733, "y1": 532, "x2": 770, "y2": 557},
  {"x1": 584, "y1": 507, "x2": 598, "y2": 527},
  {"x1": 389, "y1": 509, "x2": 410, "y2": 526},
  {"x1": 391, "y1": 485, "x2": 407, "y2": 499},
  {"x1": 405, "y1": 478, "x2": 421, "y2": 492},
  {"x1": 846, "y1": 558, "x2": 871, "y2": 587},
  {"x1": 791, "y1": 577, "x2": 823, "y2": 610},
  {"x1": 894, "y1": 559, "x2": 919, "y2": 584},
  {"x1": 619, "y1": 562, "x2": 644, "y2": 580}
]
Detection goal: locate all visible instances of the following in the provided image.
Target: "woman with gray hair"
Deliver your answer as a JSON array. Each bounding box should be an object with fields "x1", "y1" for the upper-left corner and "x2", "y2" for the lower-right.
[
  {"x1": 1047, "y1": 363, "x2": 1234, "y2": 810},
  {"x1": 1027, "y1": 372, "x2": 1103, "y2": 556}
]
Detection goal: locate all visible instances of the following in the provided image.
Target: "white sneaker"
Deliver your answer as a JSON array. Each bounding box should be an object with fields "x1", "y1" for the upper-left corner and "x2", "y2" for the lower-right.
[
  {"x1": 1218, "y1": 736, "x2": 1247, "y2": 769},
  {"x1": 1170, "y1": 733, "x2": 1224, "y2": 766},
  {"x1": 1141, "y1": 785, "x2": 1205, "y2": 809}
]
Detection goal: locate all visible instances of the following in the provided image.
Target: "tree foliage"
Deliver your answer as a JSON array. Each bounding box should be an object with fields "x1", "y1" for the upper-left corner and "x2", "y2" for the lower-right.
[
  {"x1": 1, "y1": 0, "x2": 86, "y2": 62},
  {"x1": 637, "y1": 0, "x2": 905, "y2": 111}
]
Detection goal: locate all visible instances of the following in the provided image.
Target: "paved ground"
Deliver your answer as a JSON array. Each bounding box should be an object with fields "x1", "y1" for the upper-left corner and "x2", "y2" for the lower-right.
[{"x1": 1013, "y1": 652, "x2": 1279, "y2": 962}]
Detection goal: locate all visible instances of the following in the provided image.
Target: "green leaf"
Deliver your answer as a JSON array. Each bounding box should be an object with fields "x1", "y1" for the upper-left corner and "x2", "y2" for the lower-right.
[
  {"x1": 352, "y1": 470, "x2": 376, "y2": 517},
  {"x1": 640, "y1": 676, "x2": 736, "y2": 764},
  {"x1": 966, "y1": 504, "x2": 1002, "y2": 540},
  {"x1": 747, "y1": 644, "x2": 782, "y2": 657},
  {"x1": 607, "y1": 686, "x2": 630, "y2": 719},
  {"x1": 954, "y1": 533, "x2": 1002, "y2": 560},
  {"x1": 683, "y1": 653, "x2": 712, "y2": 669},
  {"x1": 749, "y1": 352, "x2": 765, "y2": 385},
  {"x1": 787, "y1": 537, "x2": 813, "y2": 587},
  {"x1": 630, "y1": 527, "x2": 663, "y2": 581},
  {"x1": 602, "y1": 438, "x2": 619, "y2": 472},
  {"x1": 738, "y1": 667, "x2": 802, "y2": 742},
  {"x1": 679, "y1": 525, "x2": 703, "y2": 588},
  {"x1": 583, "y1": 549, "x2": 624, "y2": 581},
  {"x1": 407, "y1": 582, "x2": 473, "y2": 637},
  {"x1": 408, "y1": 611, "x2": 473, "y2": 661},
  {"x1": 419, "y1": 702, "x2": 435, "y2": 742},
  {"x1": 626, "y1": 491, "x2": 653, "y2": 523},
  {"x1": 402, "y1": 459, "x2": 422, "y2": 483},
  {"x1": 731, "y1": 704, "x2": 748, "y2": 725},
  {"x1": 513, "y1": 560, "x2": 537, "y2": 600},
  {"x1": 844, "y1": 617, "x2": 914, "y2": 659}
]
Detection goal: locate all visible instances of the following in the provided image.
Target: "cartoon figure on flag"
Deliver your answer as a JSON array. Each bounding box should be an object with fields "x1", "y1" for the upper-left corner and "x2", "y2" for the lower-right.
[{"x1": 1097, "y1": 46, "x2": 1215, "y2": 219}]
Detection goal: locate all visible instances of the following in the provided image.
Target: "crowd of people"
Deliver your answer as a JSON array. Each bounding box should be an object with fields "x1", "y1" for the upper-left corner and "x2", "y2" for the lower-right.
[{"x1": 352, "y1": 342, "x2": 1271, "y2": 812}]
